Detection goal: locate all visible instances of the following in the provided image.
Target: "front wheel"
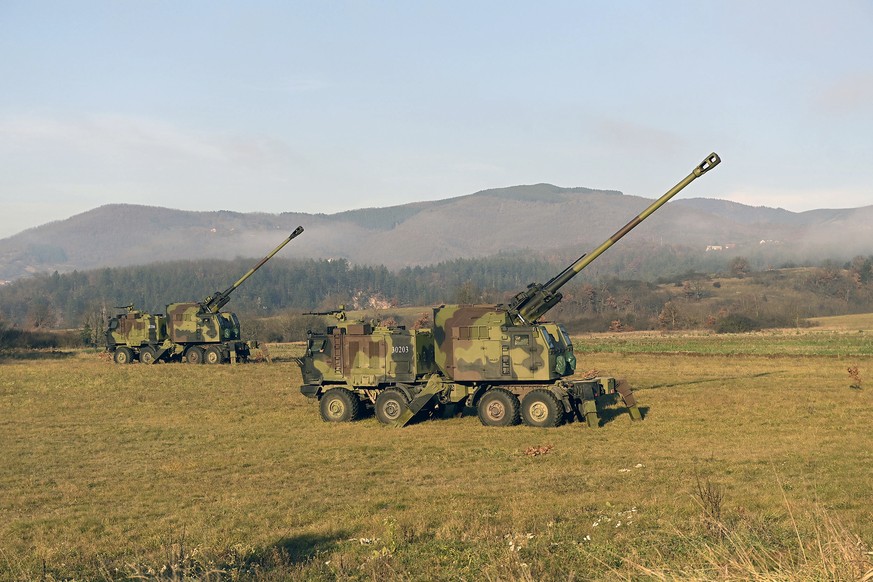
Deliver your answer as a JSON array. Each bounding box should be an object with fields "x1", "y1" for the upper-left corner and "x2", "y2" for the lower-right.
[
  {"x1": 113, "y1": 347, "x2": 134, "y2": 364},
  {"x1": 319, "y1": 388, "x2": 361, "y2": 422},
  {"x1": 521, "y1": 389, "x2": 565, "y2": 428},
  {"x1": 477, "y1": 388, "x2": 521, "y2": 426},
  {"x1": 374, "y1": 388, "x2": 410, "y2": 425}
]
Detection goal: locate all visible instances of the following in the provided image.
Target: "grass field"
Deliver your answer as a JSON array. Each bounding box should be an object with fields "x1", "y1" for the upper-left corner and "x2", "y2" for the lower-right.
[
  {"x1": 574, "y1": 328, "x2": 873, "y2": 356},
  {"x1": 1, "y1": 330, "x2": 872, "y2": 580}
]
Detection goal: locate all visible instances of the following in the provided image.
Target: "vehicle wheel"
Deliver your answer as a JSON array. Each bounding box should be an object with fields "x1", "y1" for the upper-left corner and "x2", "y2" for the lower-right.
[
  {"x1": 204, "y1": 345, "x2": 223, "y2": 364},
  {"x1": 185, "y1": 346, "x2": 204, "y2": 365},
  {"x1": 113, "y1": 347, "x2": 134, "y2": 364},
  {"x1": 374, "y1": 388, "x2": 410, "y2": 425},
  {"x1": 477, "y1": 388, "x2": 521, "y2": 426},
  {"x1": 140, "y1": 346, "x2": 157, "y2": 365},
  {"x1": 521, "y1": 389, "x2": 566, "y2": 427},
  {"x1": 319, "y1": 388, "x2": 361, "y2": 422}
]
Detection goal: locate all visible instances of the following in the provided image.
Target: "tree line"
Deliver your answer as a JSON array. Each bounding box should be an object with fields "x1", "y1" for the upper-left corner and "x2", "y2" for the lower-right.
[
  {"x1": 0, "y1": 254, "x2": 556, "y2": 330},
  {"x1": 4, "y1": 253, "x2": 873, "y2": 347}
]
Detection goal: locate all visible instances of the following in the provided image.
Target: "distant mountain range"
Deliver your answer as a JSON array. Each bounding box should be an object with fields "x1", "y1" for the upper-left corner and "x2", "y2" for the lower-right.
[{"x1": 2, "y1": 184, "x2": 872, "y2": 281}]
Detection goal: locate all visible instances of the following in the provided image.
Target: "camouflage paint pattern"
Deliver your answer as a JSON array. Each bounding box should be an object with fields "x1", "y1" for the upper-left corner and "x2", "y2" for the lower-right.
[
  {"x1": 106, "y1": 307, "x2": 167, "y2": 348},
  {"x1": 431, "y1": 304, "x2": 576, "y2": 382},
  {"x1": 165, "y1": 302, "x2": 242, "y2": 344},
  {"x1": 107, "y1": 302, "x2": 254, "y2": 363},
  {"x1": 300, "y1": 314, "x2": 437, "y2": 389}
]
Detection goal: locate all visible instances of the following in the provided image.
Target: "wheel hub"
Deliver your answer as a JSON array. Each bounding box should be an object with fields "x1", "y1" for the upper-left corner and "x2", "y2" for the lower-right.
[
  {"x1": 327, "y1": 400, "x2": 345, "y2": 417},
  {"x1": 486, "y1": 401, "x2": 505, "y2": 420},
  {"x1": 529, "y1": 402, "x2": 548, "y2": 422},
  {"x1": 383, "y1": 401, "x2": 400, "y2": 420}
]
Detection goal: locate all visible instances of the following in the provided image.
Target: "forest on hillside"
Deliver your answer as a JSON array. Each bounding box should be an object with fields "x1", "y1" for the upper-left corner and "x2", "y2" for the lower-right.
[{"x1": 3, "y1": 250, "x2": 873, "y2": 348}]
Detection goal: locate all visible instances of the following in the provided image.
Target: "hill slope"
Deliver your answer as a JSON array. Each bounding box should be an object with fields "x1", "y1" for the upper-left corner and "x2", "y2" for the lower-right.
[{"x1": 2, "y1": 185, "x2": 872, "y2": 280}]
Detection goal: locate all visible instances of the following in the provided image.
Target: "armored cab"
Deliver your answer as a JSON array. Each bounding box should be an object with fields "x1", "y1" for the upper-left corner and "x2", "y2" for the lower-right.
[
  {"x1": 300, "y1": 309, "x2": 439, "y2": 422},
  {"x1": 298, "y1": 154, "x2": 721, "y2": 427},
  {"x1": 106, "y1": 306, "x2": 168, "y2": 364},
  {"x1": 107, "y1": 227, "x2": 304, "y2": 364}
]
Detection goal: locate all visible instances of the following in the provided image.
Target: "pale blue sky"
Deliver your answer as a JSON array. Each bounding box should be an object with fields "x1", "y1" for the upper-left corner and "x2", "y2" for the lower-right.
[{"x1": 1, "y1": 1, "x2": 871, "y2": 239}]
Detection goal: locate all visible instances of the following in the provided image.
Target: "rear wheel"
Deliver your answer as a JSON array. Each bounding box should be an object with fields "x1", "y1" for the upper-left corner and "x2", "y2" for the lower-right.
[
  {"x1": 521, "y1": 389, "x2": 565, "y2": 427},
  {"x1": 375, "y1": 388, "x2": 410, "y2": 425},
  {"x1": 477, "y1": 388, "x2": 521, "y2": 426},
  {"x1": 113, "y1": 347, "x2": 134, "y2": 364},
  {"x1": 319, "y1": 388, "x2": 360, "y2": 422},
  {"x1": 185, "y1": 346, "x2": 204, "y2": 365},
  {"x1": 204, "y1": 345, "x2": 223, "y2": 364},
  {"x1": 140, "y1": 346, "x2": 157, "y2": 365}
]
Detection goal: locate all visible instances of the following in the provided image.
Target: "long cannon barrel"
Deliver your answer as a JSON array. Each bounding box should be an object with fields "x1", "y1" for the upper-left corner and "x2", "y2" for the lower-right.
[
  {"x1": 201, "y1": 226, "x2": 305, "y2": 313},
  {"x1": 508, "y1": 153, "x2": 721, "y2": 324}
]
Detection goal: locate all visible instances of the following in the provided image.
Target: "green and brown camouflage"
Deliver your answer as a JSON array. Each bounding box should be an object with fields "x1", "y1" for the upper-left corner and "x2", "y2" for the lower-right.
[
  {"x1": 106, "y1": 227, "x2": 304, "y2": 365},
  {"x1": 105, "y1": 305, "x2": 168, "y2": 364},
  {"x1": 299, "y1": 308, "x2": 437, "y2": 391},
  {"x1": 298, "y1": 153, "x2": 721, "y2": 427},
  {"x1": 431, "y1": 304, "x2": 576, "y2": 382}
]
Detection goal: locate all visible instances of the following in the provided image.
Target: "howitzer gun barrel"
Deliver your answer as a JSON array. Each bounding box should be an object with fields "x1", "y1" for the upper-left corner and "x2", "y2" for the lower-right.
[
  {"x1": 303, "y1": 305, "x2": 347, "y2": 321},
  {"x1": 202, "y1": 226, "x2": 304, "y2": 313},
  {"x1": 546, "y1": 153, "x2": 720, "y2": 292},
  {"x1": 227, "y1": 226, "x2": 304, "y2": 292},
  {"x1": 512, "y1": 153, "x2": 720, "y2": 324}
]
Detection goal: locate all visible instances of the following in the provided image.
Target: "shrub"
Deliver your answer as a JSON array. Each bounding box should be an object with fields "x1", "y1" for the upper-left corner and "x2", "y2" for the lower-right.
[{"x1": 715, "y1": 314, "x2": 761, "y2": 334}]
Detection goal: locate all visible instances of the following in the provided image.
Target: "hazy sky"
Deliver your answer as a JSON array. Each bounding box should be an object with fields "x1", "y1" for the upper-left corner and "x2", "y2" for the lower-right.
[{"x1": 1, "y1": 1, "x2": 871, "y2": 239}]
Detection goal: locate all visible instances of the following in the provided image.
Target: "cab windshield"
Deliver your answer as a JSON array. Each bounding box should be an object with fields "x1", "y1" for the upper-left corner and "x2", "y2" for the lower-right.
[
  {"x1": 306, "y1": 336, "x2": 328, "y2": 355},
  {"x1": 538, "y1": 327, "x2": 557, "y2": 351},
  {"x1": 220, "y1": 314, "x2": 241, "y2": 340},
  {"x1": 558, "y1": 325, "x2": 573, "y2": 350}
]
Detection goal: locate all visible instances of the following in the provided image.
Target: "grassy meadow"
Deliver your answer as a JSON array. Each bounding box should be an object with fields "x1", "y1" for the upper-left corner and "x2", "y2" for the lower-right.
[{"x1": 1, "y1": 329, "x2": 872, "y2": 580}]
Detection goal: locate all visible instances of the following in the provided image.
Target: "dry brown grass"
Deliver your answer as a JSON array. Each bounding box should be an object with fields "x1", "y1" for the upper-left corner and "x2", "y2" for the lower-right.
[{"x1": 1, "y1": 336, "x2": 871, "y2": 580}]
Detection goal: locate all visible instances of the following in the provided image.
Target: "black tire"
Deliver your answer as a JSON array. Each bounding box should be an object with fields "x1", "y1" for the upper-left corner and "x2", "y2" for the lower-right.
[
  {"x1": 140, "y1": 346, "x2": 157, "y2": 365},
  {"x1": 374, "y1": 388, "x2": 410, "y2": 425},
  {"x1": 113, "y1": 347, "x2": 134, "y2": 365},
  {"x1": 319, "y1": 388, "x2": 360, "y2": 422},
  {"x1": 477, "y1": 388, "x2": 521, "y2": 427},
  {"x1": 521, "y1": 389, "x2": 566, "y2": 428},
  {"x1": 185, "y1": 346, "x2": 204, "y2": 365},
  {"x1": 204, "y1": 345, "x2": 223, "y2": 365}
]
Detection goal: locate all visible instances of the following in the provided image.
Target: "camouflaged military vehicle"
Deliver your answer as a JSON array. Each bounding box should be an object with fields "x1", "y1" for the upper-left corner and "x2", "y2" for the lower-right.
[
  {"x1": 298, "y1": 154, "x2": 721, "y2": 427},
  {"x1": 107, "y1": 227, "x2": 303, "y2": 364}
]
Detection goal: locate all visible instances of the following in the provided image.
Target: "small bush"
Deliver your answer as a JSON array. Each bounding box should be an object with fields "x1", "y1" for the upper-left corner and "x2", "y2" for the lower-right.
[{"x1": 715, "y1": 314, "x2": 761, "y2": 334}]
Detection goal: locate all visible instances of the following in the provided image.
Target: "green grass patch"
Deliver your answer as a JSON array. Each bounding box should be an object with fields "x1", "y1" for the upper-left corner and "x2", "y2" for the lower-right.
[{"x1": 575, "y1": 329, "x2": 873, "y2": 356}]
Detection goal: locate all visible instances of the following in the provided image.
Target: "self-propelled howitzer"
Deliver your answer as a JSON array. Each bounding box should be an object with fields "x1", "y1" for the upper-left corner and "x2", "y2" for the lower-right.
[
  {"x1": 298, "y1": 154, "x2": 721, "y2": 427},
  {"x1": 107, "y1": 227, "x2": 304, "y2": 365}
]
